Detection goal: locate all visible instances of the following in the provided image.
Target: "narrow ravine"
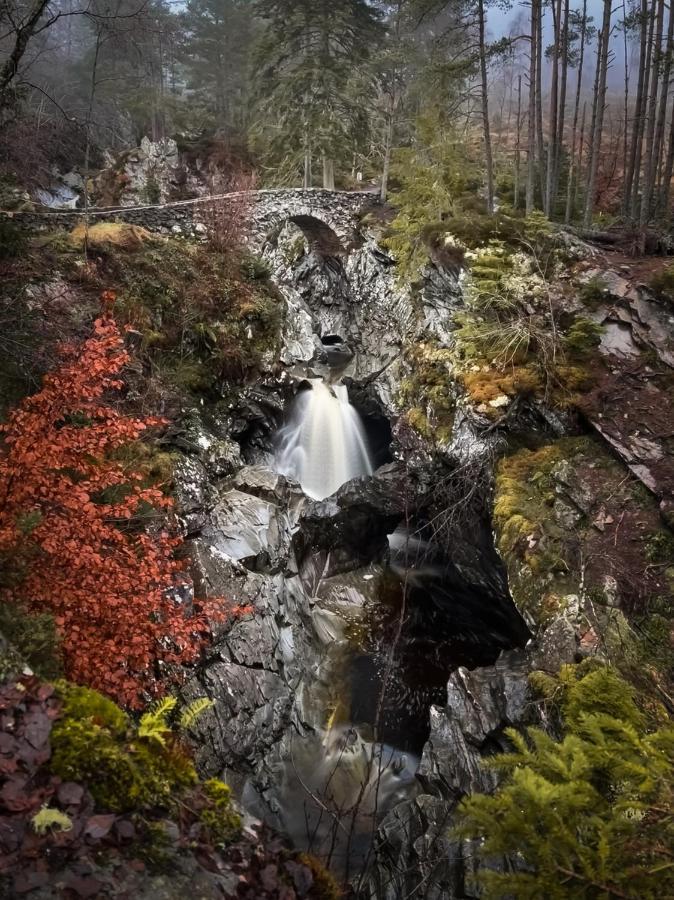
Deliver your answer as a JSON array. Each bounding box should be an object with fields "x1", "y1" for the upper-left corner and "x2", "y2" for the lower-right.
[{"x1": 179, "y1": 220, "x2": 531, "y2": 890}]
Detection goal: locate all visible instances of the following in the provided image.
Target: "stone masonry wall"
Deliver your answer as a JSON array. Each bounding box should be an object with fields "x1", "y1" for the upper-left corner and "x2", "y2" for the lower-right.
[{"x1": 1, "y1": 189, "x2": 376, "y2": 254}]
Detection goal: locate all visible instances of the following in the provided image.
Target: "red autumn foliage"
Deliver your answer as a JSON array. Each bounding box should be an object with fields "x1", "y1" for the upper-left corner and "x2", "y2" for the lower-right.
[{"x1": 0, "y1": 304, "x2": 220, "y2": 707}]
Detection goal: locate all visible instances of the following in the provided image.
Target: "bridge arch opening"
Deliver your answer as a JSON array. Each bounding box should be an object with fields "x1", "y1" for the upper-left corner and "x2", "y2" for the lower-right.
[{"x1": 279, "y1": 213, "x2": 346, "y2": 256}]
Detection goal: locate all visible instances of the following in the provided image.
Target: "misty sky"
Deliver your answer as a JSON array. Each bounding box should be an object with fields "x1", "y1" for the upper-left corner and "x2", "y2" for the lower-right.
[{"x1": 488, "y1": 0, "x2": 636, "y2": 93}]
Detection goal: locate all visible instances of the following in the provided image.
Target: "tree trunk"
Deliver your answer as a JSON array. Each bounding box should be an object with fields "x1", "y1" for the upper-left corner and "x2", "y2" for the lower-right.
[
  {"x1": 624, "y1": 0, "x2": 649, "y2": 216},
  {"x1": 621, "y1": 0, "x2": 630, "y2": 210},
  {"x1": 536, "y1": 0, "x2": 546, "y2": 202},
  {"x1": 583, "y1": 0, "x2": 612, "y2": 227},
  {"x1": 640, "y1": 0, "x2": 666, "y2": 224},
  {"x1": 660, "y1": 92, "x2": 674, "y2": 215},
  {"x1": 526, "y1": 0, "x2": 538, "y2": 214},
  {"x1": 650, "y1": 0, "x2": 673, "y2": 218},
  {"x1": 565, "y1": 0, "x2": 588, "y2": 224},
  {"x1": 83, "y1": 31, "x2": 103, "y2": 262},
  {"x1": 571, "y1": 101, "x2": 587, "y2": 218},
  {"x1": 0, "y1": 0, "x2": 51, "y2": 102},
  {"x1": 322, "y1": 154, "x2": 335, "y2": 190},
  {"x1": 303, "y1": 140, "x2": 312, "y2": 189},
  {"x1": 478, "y1": 0, "x2": 494, "y2": 213},
  {"x1": 380, "y1": 92, "x2": 395, "y2": 202},
  {"x1": 515, "y1": 73, "x2": 523, "y2": 209},
  {"x1": 553, "y1": 0, "x2": 569, "y2": 213},
  {"x1": 630, "y1": 0, "x2": 656, "y2": 217},
  {"x1": 545, "y1": 0, "x2": 562, "y2": 216}
]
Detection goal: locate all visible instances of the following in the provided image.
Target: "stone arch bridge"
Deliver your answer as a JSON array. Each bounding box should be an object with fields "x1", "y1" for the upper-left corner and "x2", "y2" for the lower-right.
[{"x1": 1, "y1": 188, "x2": 378, "y2": 256}]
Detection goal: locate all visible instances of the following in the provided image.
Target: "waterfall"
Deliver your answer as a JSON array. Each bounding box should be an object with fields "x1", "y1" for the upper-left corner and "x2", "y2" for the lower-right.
[{"x1": 275, "y1": 380, "x2": 373, "y2": 500}]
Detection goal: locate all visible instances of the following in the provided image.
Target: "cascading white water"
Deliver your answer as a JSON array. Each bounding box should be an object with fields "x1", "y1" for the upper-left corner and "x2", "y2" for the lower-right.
[{"x1": 275, "y1": 380, "x2": 373, "y2": 500}]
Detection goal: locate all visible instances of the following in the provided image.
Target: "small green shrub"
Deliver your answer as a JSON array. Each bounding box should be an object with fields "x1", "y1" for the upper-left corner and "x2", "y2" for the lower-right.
[
  {"x1": 457, "y1": 664, "x2": 674, "y2": 899},
  {"x1": 0, "y1": 220, "x2": 26, "y2": 259},
  {"x1": 240, "y1": 252, "x2": 271, "y2": 281},
  {"x1": 563, "y1": 316, "x2": 603, "y2": 358},
  {"x1": 578, "y1": 275, "x2": 609, "y2": 308},
  {"x1": 144, "y1": 170, "x2": 162, "y2": 205}
]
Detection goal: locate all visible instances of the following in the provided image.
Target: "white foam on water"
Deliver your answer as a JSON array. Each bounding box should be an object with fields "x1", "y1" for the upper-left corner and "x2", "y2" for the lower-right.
[{"x1": 275, "y1": 380, "x2": 373, "y2": 500}]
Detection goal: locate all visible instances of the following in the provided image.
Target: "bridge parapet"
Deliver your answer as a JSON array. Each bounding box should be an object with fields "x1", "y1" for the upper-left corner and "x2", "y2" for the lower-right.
[{"x1": 0, "y1": 188, "x2": 377, "y2": 255}]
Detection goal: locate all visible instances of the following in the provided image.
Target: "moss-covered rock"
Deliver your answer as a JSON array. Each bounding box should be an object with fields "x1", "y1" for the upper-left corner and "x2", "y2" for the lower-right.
[
  {"x1": 199, "y1": 779, "x2": 242, "y2": 844},
  {"x1": 0, "y1": 604, "x2": 63, "y2": 680},
  {"x1": 398, "y1": 341, "x2": 455, "y2": 442},
  {"x1": 50, "y1": 683, "x2": 198, "y2": 813}
]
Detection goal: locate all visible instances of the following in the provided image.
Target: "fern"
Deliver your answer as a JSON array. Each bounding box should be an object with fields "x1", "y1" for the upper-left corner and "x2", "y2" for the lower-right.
[
  {"x1": 179, "y1": 697, "x2": 214, "y2": 731},
  {"x1": 138, "y1": 696, "x2": 177, "y2": 745}
]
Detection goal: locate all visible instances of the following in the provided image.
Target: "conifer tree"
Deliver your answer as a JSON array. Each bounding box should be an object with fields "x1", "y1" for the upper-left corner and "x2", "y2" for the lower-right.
[
  {"x1": 457, "y1": 664, "x2": 674, "y2": 899},
  {"x1": 253, "y1": 0, "x2": 382, "y2": 187}
]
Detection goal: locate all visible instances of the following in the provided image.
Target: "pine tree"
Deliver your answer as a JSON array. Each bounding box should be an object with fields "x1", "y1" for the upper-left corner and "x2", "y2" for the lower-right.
[
  {"x1": 180, "y1": 0, "x2": 255, "y2": 136},
  {"x1": 253, "y1": 0, "x2": 382, "y2": 187}
]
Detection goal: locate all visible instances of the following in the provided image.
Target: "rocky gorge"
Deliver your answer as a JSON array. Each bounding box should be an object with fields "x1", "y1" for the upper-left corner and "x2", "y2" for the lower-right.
[
  {"x1": 148, "y1": 205, "x2": 673, "y2": 896},
  {"x1": 1, "y1": 182, "x2": 673, "y2": 898}
]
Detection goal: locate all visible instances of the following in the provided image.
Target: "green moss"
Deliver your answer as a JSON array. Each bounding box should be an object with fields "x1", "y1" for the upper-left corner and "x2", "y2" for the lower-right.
[
  {"x1": 492, "y1": 440, "x2": 585, "y2": 623},
  {"x1": 295, "y1": 853, "x2": 341, "y2": 899},
  {"x1": 50, "y1": 683, "x2": 197, "y2": 813},
  {"x1": 199, "y1": 779, "x2": 242, "y2": 844},
  {"x1": 460, "y1": 365, "x2": 542, "y2": 415}
]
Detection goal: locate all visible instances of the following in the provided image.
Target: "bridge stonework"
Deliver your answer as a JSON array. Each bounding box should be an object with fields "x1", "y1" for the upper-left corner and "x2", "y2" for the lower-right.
[{"x1": 0, "y1": 189, "x2": 377, "y2": 255}]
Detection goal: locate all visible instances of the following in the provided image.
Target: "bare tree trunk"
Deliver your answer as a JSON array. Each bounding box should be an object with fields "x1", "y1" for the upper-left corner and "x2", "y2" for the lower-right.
[
  {"x1": 380, "y1": 91, "x2": 395, "y2": 202},
  {"x1": 660, "y1": 92, "x2": 674, "y2": 215},
  {"x1": 641, "y1": 0, "x2": 666, "y2": 224},
  {"x1": 478, "y1": 0, "x2": 494, "y2": 213},
  {"x1": 553, "y1": 0, "x2": 569, "y2": 213},
  {"x1": 83, "y1": 30, "x2": 103, "y2": 262},
  {"x1": 545, "y1": 0, "x2": 562, "y2": 216},
  {"x1": 0, "y1": 0, "x2": 51, "y2": 102},
  {"x1": 621, "y1": 0, "x2": 630, "y2": 209},
  {"x1": 536, "y1": 0, "x2": 546, "y2": 202},
  {"x1": 322, "y1": 154, "x2": 335, "y2": 190},
  {"x1": 650, "y1": 0, "x2": 673, "y2": 217},
  {"x1": 303, "y1": 118, "x2": 312, "y2": 189},
  {"x1": 571, "y1": 101, "x2": 587, "y2": 217},
  {"x1": 584, "y1": 0, "x2": 612, "y2": 227},
  {"x1": 515, "y1": 73, "x2": 523, "y2": 209},
  {"x1": 630, "y1": 0, "x2": 656, "y2": 217},
  {"x1": 565, "y1": 0, "x2": 588, "y2": 224},
  {"x1": 526, "y1": 0, "x2": 538, "y2": 213},
  {"x1": 624, "y1": 0, "x2": 649, "y2": 216}
]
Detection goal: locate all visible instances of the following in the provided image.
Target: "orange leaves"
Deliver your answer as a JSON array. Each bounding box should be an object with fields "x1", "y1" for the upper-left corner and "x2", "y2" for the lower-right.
[{"x1": 0, "y1": 310, "x2": 218, "y2": 708}]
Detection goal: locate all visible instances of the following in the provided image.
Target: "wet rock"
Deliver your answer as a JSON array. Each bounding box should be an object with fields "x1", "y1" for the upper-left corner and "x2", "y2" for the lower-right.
[
  {"x1": 363, "y1": 653, "x2": 530, "y2": 899},
  {"x1": 297, "y1": 464, "x2": 407, "y2": 572},
  {"x1": 173, "y1": 456, "x2": 211, "y2": 534},
  {"x1": 199, "y1": 488, "x2": 292, "y2": 574}
]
